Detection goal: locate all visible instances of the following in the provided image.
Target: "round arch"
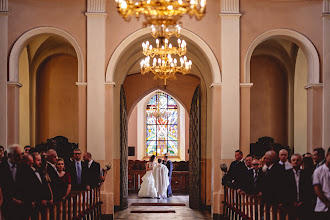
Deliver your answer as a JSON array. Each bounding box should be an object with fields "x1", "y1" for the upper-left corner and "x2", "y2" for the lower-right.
[
  {"x1": 244, "y1": 29, "x2": 320, "y2": 84},
  {"x1": 105, "y1": 27, "x2": 221, "y2": 86},
  {"x1": 9, "y1": 26, "x2": 85, "y2": 83}
]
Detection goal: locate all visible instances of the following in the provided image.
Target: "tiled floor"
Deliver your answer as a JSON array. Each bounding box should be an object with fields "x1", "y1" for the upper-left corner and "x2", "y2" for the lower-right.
[{"x1": 114, "y1": 194, "x2": 212, "y2": 219}]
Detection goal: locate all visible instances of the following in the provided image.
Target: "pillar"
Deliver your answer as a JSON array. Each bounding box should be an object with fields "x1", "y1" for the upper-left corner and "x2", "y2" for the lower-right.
[
  {"x1": 0, "y1": 0, "x2": 8, "y2": 148},
  {"x1": 240, "y1": 83, "x2": 253, "y2": 155}
]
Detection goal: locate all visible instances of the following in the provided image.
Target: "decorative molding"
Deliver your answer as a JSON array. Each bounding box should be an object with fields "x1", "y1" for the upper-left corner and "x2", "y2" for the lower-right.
[
  {"x1": 105, "y1": 82, "x2": 116, "y2": 87},
  {"x1": 240, "y1": 83, "x2": 253, "y2": 88},
  {"x1": 87, "y1": 0, "x2": 105, "y2": 13},
  {"x1": 7, "y1": 81, "x2": 22, "y2": 88},
  {"x1": 219, "y1": 12, "x2": 242, "y2": 17},
  {"x1": 0, "y1": 0, "x2": 8, "y2": 12},
  {"x1": 304, "y1": 83, "x2": 323, "y2": 89},
  {"x1": 221, "y1": 0, "x2": 240, "y2": 13},
  {"x1": 85, "y1": 12, "x2": 107, "y2": 17},
  {"x1": 324, "y1": 0, "x2": 330, "y2": 13},
  {"x1": 75, "y1": 82, "x2": 87, "y2": 87},
  {"x1": 210, "y1": 83, "x2": 222, "y2": 88}
]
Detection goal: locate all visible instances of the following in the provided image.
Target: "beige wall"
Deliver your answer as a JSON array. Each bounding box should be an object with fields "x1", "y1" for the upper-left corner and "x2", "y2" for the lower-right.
[
  {"x1": 250, "y1": 55, "x2": 288, "y2": 146},
  {"x1": 240, "y1": 0, "x2": 323, "y2": 82},
  {"x1": 36, "y1": 54, "x2": 78, "y2": 144}
]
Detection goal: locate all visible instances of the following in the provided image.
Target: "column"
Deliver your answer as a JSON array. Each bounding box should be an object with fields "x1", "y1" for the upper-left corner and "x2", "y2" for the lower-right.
[
  {"x1": 323, "y1": 0, "x2": 330, "y2": 148},
  {"x1": 85, "y1": 0, "x2": 106, "y2": 160},
  {"x1": 7, "y1": 82, "x2": 20, "y2": 145},
  {"x1": 211, "y1": 85, "x2": 222, "y2": 219},
  {"x1": 240, "y1": 83, "x2": 253, "y2": 155},
  {"x1": 76, "y1": 82, "x2": 87, "y2": 153},
  {"x1": 0, "y1": 0, "x2": 8, "y2": 147},
  {"x1": 220, "y1": 0, "x2": 241, "y2": 159}
]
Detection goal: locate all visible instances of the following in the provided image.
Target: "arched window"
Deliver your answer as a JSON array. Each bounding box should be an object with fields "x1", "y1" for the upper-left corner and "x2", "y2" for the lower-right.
[{"x1": 146, "y1": 91, "x2": 178, "y2": 156}]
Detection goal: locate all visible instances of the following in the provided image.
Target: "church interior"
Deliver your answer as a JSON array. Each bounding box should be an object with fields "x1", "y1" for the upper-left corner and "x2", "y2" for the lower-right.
[{"x1": 0, "y1": 0, "x2": 329, "y2": 219}]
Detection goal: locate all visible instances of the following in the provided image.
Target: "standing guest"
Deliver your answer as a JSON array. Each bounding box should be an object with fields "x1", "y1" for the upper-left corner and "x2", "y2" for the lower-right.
[
  {"x1": 313, "y1": 148, "x2": 326, "y2": 169},
  {"x1": 163, "y1": 154, "x2": 173, "y2": 197},
  {"x1": 17, "y1": 152, "x2": 53, "y2": 219},
  {"x1": 0, "y1": 146, "x2": 4, "y2": 164},
  {"x1": 23, "y1": 146, "x2": 31, "y2": 155},
  {"x1": 302, "y1": 153, "x2": 312, "y2": 158},
  {"x1": 313, "y1": 147, "x2": 330, "y2": 220},
  {"x1": 222, "y1": 150, "x2": 243, "y2": 187},
  {"x1": 0, "y1": 144, "x2": 24, "y2": 220},
  {"x1": 279, "y1": 149, "x2": 293, "y2": 170},
  {"x1": 46, "y1": 149, "x2": 62, "y2": 200},
  {"x1": 67, "y1": 148, "x2": 88, "y2": 190},
  {"x1": 237, "y1": 154, "x2": 254, "y2": 193},
  {"x1": 248, "y1": 158, "x2": 264, "y2": 194},
  {"x1": 83, "y1": 152, "x2": 102, "y2": 189},
  {"x1": 287, "y1": 154, "x2": 314, "y2": 220},
  {"x1": 56, "y1": 158, "x2": 71, "y2": 200}
]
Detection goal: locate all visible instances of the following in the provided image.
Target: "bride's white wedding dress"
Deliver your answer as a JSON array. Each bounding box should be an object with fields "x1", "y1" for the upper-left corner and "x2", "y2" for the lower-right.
[{"x1": 138, "y1": 161, "x2": 158, "y2": 198}]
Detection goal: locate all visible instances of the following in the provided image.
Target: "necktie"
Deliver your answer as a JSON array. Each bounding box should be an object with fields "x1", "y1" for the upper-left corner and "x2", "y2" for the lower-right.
[
  {"x1": 11, "y1": 164, "x2": 17, "y2": 182},
  {"x1": 253, "y1": 171, "x2": 258, "y2": 186},
  {"x1": 76, "y1": 162, "x2": 82, "y2": 184}
]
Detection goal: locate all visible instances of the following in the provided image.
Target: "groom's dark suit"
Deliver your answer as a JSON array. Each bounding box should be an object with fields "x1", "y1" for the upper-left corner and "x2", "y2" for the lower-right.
[{"x1": 163, "y1": 160, "x2": 173, "y2": 196}]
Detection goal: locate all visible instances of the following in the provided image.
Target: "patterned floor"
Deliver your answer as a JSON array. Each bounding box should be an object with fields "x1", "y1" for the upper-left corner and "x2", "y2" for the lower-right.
[{"x1": 114, "y1": 194, "x2": 212, "y2": 219}]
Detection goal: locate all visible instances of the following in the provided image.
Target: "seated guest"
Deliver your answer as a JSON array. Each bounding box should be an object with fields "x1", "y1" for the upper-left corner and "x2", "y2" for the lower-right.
[
  {"x1": 287, "y1": 154, "x2": 314, "y2": 220},
  {"x1": 222, "y1": 150, "x2": 244, "y2": 187},
  {"x1": 313, "y1": 148, "x2": 326, "y2": 169},
  {"x1": 279, "y1": 149, "x2": 293, "y2": 170},
  {"x1": 67, "y1": 148, "x2": 88, "y2": 190},
  {"x1": 83, "y1": 152, "x2": 102, "y2": 189},
  {"x1": 56, "y1": 158, "x2": 71, "y2": 200},
  {"x1": 313, "y1": 147, "x2": 330, "y2": 220},
  {"x1": 0, "y1": 144, "x2": 24, "y2": 220}
]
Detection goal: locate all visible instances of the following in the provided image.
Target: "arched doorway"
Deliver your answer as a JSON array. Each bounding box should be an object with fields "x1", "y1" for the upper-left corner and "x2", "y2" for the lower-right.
[
  {"x1": 8, "y1": 27, "x2": 84, "y2": 148},
  {"x1": 105, "y1": 28, "x2": 221, "y2": 212},
  {"x1": 245, "y1": 29, "x2": 321, "y2": 154}
]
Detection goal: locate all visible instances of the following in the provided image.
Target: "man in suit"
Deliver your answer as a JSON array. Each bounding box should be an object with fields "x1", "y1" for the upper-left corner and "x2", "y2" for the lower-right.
[
  {"x1": 67, "y1": 148, "x2": 88, "y2": 190},
  {"x1": 313, "y1": 148, "x2": 326, "y2": 169},
  {"x1": 0, "y1": 144, "x2": 24, "y2": 220},
  {"x1": 222, "y1": 150, "x2": 243, "y2": 187},
  {"x1": 0, "y1": 145, "x2": 4, "y2": 164},
  {"x1": 245, "y1": 158, "x2": 264, "y2": 195},
  {"x1": 17, "y1": 152, "x2": 53, "y2": 219},
  {"x1": 45, "y1": 149, "x2": 62, "y2": 200},
  {"x1": 287, "y1": 154, "x2": 314, "y2": 220},
  {"x1": 279, "y1": 149, "x2": 293, "y2": 170},
  {"x1": 163, "y1": 155, "x2": 173, "y2": 197},
  {"x1": 237, "y1": 154, "x2": 254, "y2": 193},
  {"x1": 83, "y1": 152, "x2": 102, "y2": 189}
]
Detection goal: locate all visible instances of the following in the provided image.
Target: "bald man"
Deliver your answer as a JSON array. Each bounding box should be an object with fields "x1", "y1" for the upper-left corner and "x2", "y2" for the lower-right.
[
  {"x1": 260, "y1": 151, "x2": 286, "y2": 204},
  {"x1": 279, "y1": 149, "x2": 293, "y2": 170}
]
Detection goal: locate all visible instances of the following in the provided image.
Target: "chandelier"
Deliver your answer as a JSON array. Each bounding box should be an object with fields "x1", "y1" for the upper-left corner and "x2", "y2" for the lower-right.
[
  {"x1": 140, "y1": 38, "x2": 192, "y2": 86},
  {"x1": 115, "y1": 0, "x2": 207, "y2": 26}
]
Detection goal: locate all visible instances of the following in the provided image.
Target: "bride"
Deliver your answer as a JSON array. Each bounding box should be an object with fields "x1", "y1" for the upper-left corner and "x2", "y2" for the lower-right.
[{"x1": 138, "y1": 155, "x2": 158, "y2": 198}]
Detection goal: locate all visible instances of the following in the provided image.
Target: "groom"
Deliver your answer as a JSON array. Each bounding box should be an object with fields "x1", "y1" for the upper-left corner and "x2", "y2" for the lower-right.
[{"x1": 163, "y1": 154, "x2": 173, "y2": 197}]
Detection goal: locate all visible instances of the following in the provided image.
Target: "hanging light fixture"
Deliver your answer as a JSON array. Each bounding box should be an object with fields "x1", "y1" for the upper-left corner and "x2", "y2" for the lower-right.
[
  {"x1": 115, "y1": 0, "x2": 206, "y2": 26},
  {"x1": 140, "y1": 38, "x2": 192, "y2": 86}
]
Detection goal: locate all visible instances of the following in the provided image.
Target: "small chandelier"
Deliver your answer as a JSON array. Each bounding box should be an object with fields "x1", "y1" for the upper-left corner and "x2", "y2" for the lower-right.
[
  {"x1": 140, "y1": 38, "x2": 192, "y2": 86},
  {"x1": 150, "y1": 24, "x2": 181, "y2": 39},
  {"x1": 115, "y1": 0, "x2": 206, "y2": 26}
]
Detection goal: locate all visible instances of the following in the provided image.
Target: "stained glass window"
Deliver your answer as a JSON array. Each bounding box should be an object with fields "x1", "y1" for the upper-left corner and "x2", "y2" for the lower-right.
[{"x1": 146, "y1": 92, "x2": 178, "y2": 156}]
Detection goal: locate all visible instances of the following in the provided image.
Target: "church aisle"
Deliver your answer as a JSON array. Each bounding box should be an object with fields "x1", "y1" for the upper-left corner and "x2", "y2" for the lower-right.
[{"x1": 114, "y1": 194, "x2": 212, "y2": 219}]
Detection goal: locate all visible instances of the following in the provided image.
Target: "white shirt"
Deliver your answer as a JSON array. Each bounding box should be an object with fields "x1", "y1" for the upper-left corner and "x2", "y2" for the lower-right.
[
  {"x1": 313, "y1": 164, "x2": 330, "y2": 212},
  {"x1": 279, "y1": 160, "x2": 293, "y2": 170},
  {"x1": 292, "y1": 169, "x2": 301, "y2": 201}
]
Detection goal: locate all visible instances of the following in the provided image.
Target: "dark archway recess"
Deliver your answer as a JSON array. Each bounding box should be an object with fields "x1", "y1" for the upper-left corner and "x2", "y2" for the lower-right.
[
  {"x1": 120, "y1": 85, "x2": 129, "y2": 210},
  {"x1": 189, "y1": 85, "x2": 201, "y2": 209}
]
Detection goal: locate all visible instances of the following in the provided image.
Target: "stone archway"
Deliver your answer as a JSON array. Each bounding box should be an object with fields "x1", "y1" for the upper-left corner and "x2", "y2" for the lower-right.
[{"x1": 104, "y1": 27, "x2": 222, "y2": 213}]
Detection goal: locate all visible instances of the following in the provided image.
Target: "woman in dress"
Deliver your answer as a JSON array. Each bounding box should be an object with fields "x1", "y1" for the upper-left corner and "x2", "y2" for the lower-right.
[
  {"x1": 56, "y1": 158, "x2": 72, "y2": 200},
  {"x1": 138, "y1": 155, "x2": 158, "y2": 198}
]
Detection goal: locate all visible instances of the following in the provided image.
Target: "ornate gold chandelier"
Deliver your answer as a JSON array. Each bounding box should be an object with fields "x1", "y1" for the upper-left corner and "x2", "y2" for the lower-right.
[
  {"x1": 115, "y1": 0, "x2": 206, "y2": 26},
  {"x1": 140, "y1": 38, "x2": 192, "y2": 86}
]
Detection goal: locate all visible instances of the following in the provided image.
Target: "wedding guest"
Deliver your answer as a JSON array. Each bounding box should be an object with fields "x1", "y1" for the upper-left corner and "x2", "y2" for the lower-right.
[
  {"x1": 0, "y1": 144, "x2": 24, "y2": 220},
  {"x1": 313, "y1": 148, "x2": 326, "y2": 169},
  {"x1": 66, "y1": 148, "x2": 88, "y2": 190},
  {"x1": 222, "y1": 150, "x2": 243, "y2": 187},
  {"x1": 83, "y1": 152, "x2": 102, "y2": 189},
  {"x1": 279, "y1": 149, "x2": 293, "y2": 170},
  {"x1": 0, "y1": 146, "x2": 4, "y2": 164},
  {"x1": 46, "y1": 149, "x2": 62, "y2": 200},
  {"x1": 163, "y1": 154, "x2": 173, "y2": 197},
  {"x1": 313, "y1": 148, "x2": 330, "y2": 220},
  {"x1": 56, "y1": 158, "x2": 71, "y2": 200},
  {"x1": 23, "y1": 146, "x2": 31, "y2": 155}
]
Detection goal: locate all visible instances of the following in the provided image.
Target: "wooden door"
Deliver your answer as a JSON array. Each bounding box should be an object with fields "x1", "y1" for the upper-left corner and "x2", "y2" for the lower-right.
[{"x1": 120, "y1": 85, "x2": 128, "y2": 210}]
